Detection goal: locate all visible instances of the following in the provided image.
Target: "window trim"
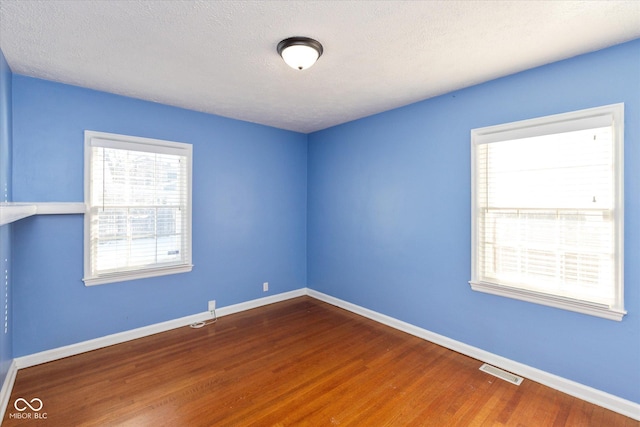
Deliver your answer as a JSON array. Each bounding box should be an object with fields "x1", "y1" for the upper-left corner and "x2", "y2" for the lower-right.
[
  {"x1": 83, "y1": 131, "x2": 193, "y2": 286},
  {"x1": 470, "y1": 104, "x2": 625, "y2": 321}
]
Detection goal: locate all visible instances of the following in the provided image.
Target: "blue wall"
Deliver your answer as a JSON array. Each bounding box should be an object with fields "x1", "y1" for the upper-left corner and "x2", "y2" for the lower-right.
[
  {"x1": 0, "y1": 50, "x2": 13, "y2": 386},
  {"x1": 307, "y1": 39, "x2": 640, "y2": 403},
  {"x1": 11, "y1": 76, "x2": 307, "y2": 356}
]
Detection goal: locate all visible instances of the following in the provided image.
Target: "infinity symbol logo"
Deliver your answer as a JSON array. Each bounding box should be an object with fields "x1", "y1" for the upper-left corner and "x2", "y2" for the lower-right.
[{"x1": 14, "y1": 397, "x2": 43, "y2": 412}]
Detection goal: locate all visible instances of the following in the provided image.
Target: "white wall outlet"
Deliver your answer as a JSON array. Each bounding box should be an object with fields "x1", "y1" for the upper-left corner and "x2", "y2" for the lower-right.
[
  {"x1": 263, "y1": 282, "x2": 269, "y2": 292},
  {"x1": 208, "y1": 300, "x2": 216, "y2": 311}
]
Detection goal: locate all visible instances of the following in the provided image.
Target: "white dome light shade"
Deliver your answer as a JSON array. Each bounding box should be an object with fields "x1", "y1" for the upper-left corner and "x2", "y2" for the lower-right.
[
  {"x1": 277, "y1": 37, "x2": 323, "y2": 70},
  {"x1": 281, "y1": 45, "x2": 319, "y2": 70}
]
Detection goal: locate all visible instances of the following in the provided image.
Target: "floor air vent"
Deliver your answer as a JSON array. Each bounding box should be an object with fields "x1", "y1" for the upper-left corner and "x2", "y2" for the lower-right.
[{"x1": 479, "y1": 363, "x2": 524, "y2": 385}]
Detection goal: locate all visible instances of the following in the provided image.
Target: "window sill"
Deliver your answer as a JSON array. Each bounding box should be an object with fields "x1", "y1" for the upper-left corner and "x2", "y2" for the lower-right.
[
  {"x1": 469, "y1": 281, "x2": 626, "y2": 321},
  {"x1": 83, "y1": 264, "x2": 193, "y2": 286}
]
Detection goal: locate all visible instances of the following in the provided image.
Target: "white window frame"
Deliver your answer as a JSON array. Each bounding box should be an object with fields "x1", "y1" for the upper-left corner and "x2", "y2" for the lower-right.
[
  {"x1": 83, "y1": 131, "x2": 193, "y2": 286},
  {"x1": 470, "y1": 104, "x2": 625, "y2": 321}
]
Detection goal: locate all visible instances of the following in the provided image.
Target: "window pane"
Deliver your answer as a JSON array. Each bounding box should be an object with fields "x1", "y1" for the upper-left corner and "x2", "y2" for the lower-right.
[
  {"x1": 481, "y1": 127, "x2": 612, "y2": 209},
  {"x1": 85, "y1": 131, "x2": 192, "y2": 284}
]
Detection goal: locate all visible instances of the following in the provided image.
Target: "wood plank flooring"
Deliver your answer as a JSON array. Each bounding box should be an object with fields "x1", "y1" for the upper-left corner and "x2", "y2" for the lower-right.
[{"x1": 4, "y1": 297, "x2": 638, "y2": 426}]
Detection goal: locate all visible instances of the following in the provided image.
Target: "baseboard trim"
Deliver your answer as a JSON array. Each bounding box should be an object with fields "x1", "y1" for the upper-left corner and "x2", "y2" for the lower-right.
[
  {"x1": 216, "y1": 288, "x2": 307, "y2": 318},
  {"x1": 0, "y1": 360, "x2": 18, "y2": 422},
  {"x1": 306, "y1": 289, "x2": 640, "y2": 421},
  {"x1": 15, "y1": 288, "x2": 306, "y2": 370}
]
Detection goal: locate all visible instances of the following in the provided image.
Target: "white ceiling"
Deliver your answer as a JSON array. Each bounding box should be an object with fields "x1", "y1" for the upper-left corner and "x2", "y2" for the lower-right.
[{"x1": 1, "y1": 1, "x2": 639, "y2": 134}]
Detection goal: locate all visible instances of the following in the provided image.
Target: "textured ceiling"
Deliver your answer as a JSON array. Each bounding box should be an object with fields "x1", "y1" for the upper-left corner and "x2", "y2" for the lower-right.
[{"x1": 1, "y1": 1, "x2": 639, "y2": 133}]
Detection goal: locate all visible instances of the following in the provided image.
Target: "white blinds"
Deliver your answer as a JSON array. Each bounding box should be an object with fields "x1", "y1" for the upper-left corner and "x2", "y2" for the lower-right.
[
  {"x1": 471, "y1": 104, "x2": 624, "y2": 315},
  {"x1": 85, "y1": 132, "x2": 192, "y2": 284}
]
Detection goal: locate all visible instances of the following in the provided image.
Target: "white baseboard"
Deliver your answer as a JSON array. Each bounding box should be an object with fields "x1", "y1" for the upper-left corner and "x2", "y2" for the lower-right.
[
  {"x1": 307, "y1": 289, "x2": 640, "y2": 421},
  {"x1": 0, "y1": 360, "x2": 18, "y2": 422},
  {"x1": 15, "y1": 288, "x2": 306, "y2": 370},
  {"x1": 216, "y1": 288, "x2": 307, "y2": 318}
]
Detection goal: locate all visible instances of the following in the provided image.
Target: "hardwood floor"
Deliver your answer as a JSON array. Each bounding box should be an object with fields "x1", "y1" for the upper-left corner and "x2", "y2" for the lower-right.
[{"x1": 4, "y1": 297, "x2": 637, "y2": 426}]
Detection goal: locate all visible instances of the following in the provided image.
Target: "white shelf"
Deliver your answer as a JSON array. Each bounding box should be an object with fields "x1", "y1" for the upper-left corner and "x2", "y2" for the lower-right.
[
  {"x1": 33, "y1": 202, "x2": 86, "y2": 215},
  {"x1": 0, "y1": 202, "x2": 85, "y2": 226},
  {"x1": 0, "y1": 203, "x2": 37, "y2": 225}
]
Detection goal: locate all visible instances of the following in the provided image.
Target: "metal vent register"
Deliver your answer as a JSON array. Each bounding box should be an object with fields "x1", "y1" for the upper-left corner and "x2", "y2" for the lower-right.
[{"x1": 479, "y1": 363, "x2": 524, "y2": 386}]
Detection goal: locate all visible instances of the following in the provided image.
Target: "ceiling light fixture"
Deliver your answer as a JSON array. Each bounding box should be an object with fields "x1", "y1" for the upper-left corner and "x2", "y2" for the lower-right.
[{"x1": 277, "y1": 37, "x2": 323, "y2": 71}]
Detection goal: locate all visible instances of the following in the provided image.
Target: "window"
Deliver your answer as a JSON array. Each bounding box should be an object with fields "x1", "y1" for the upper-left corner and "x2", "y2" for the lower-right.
[
  {"x1": 84, "y1": 131, "x2": 192, "y2": 286},
  {"x1": 470, "y1": 104, "x2": 625, "y2": 320}
]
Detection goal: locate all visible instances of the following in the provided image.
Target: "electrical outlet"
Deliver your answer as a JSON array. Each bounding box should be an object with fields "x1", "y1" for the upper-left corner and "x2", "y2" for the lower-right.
[
  {"x1": 208, "y1": 300, "x2": 216, "y2": 312},
  {"x1": 263, "y1": 282, "x2": 269, "y2": 292}
]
